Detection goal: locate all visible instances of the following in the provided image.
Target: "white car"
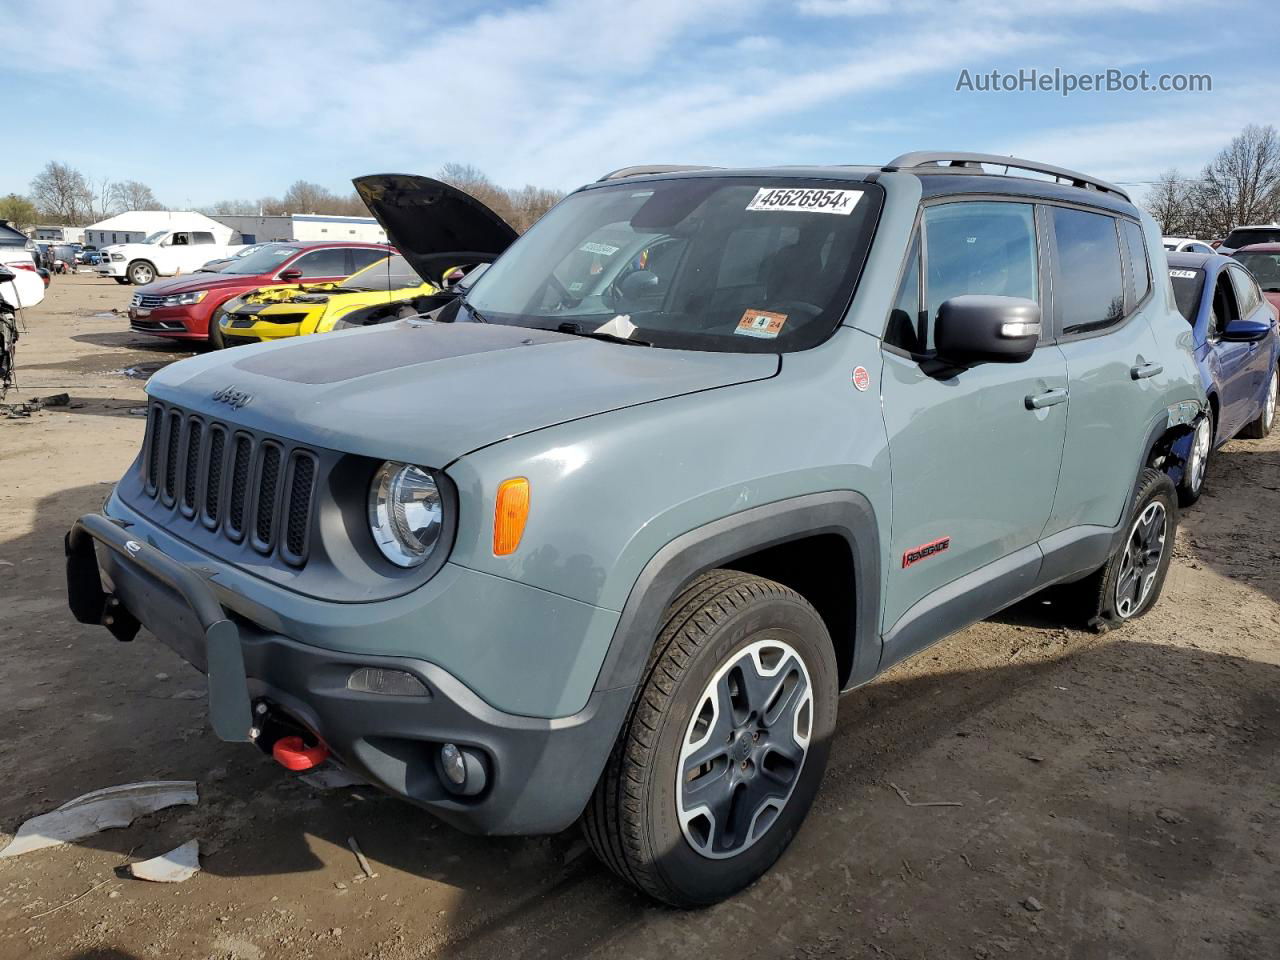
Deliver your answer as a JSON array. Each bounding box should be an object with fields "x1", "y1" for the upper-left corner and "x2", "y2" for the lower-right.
[
  {"x1": 95, "y1": 229, "x2": 235, "y2": 285},
  {"x1": 1162, "y1": 236, "x2": 1216, "y2": 255},
  {"x1": 0, "y1": 250, "x2": 45, "y2": 309}
]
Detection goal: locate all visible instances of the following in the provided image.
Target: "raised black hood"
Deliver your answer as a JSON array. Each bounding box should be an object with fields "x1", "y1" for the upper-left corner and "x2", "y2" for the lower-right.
[{"x1": 353, "y1": 174, "x2": 519, "y2": 286}]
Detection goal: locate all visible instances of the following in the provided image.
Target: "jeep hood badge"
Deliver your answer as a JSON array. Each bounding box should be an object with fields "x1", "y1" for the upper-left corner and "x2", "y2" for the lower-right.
[{"x1": 212, "y1": 386, "x2": 253, "y2": 409}]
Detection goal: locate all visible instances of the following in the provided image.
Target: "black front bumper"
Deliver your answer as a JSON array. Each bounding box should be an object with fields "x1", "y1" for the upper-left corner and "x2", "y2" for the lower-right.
[{"x1": 65, "y1": 513, "x2": 632, "y2": 835}]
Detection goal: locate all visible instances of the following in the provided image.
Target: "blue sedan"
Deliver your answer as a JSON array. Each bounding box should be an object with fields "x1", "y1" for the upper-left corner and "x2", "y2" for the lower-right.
[{"x1": 1167, "y1": 251, "x2": 1279, "y2": 504}]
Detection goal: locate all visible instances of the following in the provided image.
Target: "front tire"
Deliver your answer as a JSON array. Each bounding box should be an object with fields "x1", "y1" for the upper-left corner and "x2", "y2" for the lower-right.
[
  {"x1": 127, "y1": 260, "x2": 156, "y2": 286},
  {"x1": 1177, "y1": 415, "x2": 1212, "y2": 506},
  {"x1": 1064, "y1": 468, "x2": 1177, "y2": 632},
  {"x1": 1241, "y1": 365, "x2": 1277, "y2": 439},
  {"x1": 114, "y1": 277, "x2": 130, "y2": 285},
  {"x1": 584, "y1": 571, "x2": 837, "y2": 907}
]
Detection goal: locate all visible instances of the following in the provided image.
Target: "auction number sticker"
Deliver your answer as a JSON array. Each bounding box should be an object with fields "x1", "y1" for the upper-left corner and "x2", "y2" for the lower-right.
[
  {"x1": 746, "y1": 187, "x2": 862, "y2": 215},
  {"x1": 1169, "y1": 269, "x2": 1198, "y2": 279},
  {"x1": 580, "y1": 241, "x2": 620, "y2": 256},
  {"x1": 736, "y1": 309, "x2": 788, "y2": 339}
]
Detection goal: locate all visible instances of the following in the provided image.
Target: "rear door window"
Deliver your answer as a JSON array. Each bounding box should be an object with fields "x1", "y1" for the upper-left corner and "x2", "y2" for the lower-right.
[
  {"x1": 192, "y1": 232, "x2": 215, "y2": 245},
  {"x1": 1051, "y1": 208, "x2": 1125, "y2": 334},
  {"x1": 348, "y1": 247, "x2": 389, "y2": 272}
]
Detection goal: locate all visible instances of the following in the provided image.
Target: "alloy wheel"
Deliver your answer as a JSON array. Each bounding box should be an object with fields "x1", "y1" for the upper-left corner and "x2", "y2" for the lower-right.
[
  {"x1": 1115, "y1": 501, "x2": 1168, "y2": 618},
  {"x1": 1188, "y1": 418, "x2": 1211, "y2": 494},
  {"x1": 676, "y1": 636, "x2": 813, "y2": 859}
]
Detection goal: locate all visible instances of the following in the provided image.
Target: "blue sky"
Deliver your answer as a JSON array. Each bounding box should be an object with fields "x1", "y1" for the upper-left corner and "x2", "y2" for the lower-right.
[{"x1": 3, "y1": 0, "x2": 1277, "y2": 209}]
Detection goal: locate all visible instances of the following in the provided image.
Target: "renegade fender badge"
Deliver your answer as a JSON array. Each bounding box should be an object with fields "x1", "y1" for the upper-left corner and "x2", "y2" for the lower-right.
[
  {"x1": 212, "y1": 386, "x2": 253, "y2": 409},
  {"x1": 902, "y1": 536, "x2": 951, "y2": 568},
  {"x1": 852, "y1": 366, "x2": 871, "y2": 392}
]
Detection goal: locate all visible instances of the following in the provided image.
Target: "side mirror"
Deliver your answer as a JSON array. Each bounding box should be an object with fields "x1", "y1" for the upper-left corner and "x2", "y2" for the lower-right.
[
  {"x1": 1221, "y1": 316, "x2": 1272, "y2": 342},
  {"x1": 278, "y1": 268, "x2": 303, "y2": 283},
  {"x1": 934, "y1": 295, "x2": 1041, "y2": 367}
]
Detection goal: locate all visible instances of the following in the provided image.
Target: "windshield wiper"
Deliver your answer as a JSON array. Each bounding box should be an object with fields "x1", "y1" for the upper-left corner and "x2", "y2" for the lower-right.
[{"x1": 556, "y1": 321, "x2": 651, "y2": 346}]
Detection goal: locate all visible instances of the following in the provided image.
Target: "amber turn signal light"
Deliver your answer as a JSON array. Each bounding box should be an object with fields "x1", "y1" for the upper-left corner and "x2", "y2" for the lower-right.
[{"x1": 493, "y1": 477, "x2": 530, "y2": 556}]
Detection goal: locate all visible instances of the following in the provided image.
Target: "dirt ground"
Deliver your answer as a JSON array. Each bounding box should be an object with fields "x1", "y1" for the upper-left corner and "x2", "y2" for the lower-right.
[{"x1": 0, "y1": 274, "x2": 1277, "y2": 960}]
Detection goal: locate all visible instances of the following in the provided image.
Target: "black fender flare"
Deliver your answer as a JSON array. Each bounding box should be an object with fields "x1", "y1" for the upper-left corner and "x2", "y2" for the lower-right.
[{"x1": 593, "y1": 491, "x2": 883, "y2": 699}]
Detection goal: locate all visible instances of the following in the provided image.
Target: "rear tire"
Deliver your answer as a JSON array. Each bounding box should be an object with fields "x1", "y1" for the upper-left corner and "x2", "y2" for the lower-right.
[
  {"x1": 1061, "y1": 468, "x2": 1177, "y2": 633},
  {"x1": 583, "y1": 570, "x2": 837, "y2": 907},
  {"x1": 1240, "y1": 365, "x2": 1277, "y2": 439}
]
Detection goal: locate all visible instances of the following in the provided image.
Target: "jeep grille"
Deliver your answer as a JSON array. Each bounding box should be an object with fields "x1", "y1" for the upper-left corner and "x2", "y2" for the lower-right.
[{"x1": 141, "y1": 400, "x2": 317, "y2": 566}]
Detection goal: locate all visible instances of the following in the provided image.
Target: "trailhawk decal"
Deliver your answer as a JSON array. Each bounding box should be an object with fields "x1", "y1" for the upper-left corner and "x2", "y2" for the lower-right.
[
  {"x1": 745, "y1": 187, "x2": 862, "y2": 215},
  {"x1": 902, "y1": 536, "x2": 951, "y2": 569}
]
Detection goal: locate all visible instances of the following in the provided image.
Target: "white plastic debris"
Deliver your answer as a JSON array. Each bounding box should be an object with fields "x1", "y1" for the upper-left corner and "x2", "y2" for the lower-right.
[
  {"x1": 128, "y1": 839, "x2": 200, "y2": 883},
  {"x1": 0, "y1": 781, "x2": 198, "y2": 859},
  {"x1": 593, "y1": 314, "x2": 636, "y2": 339}
]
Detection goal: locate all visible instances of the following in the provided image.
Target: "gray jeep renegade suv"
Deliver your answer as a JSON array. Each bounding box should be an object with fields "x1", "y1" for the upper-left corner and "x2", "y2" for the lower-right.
[{"x1": 67, "y1": 153, "x2": 1207, "y2": 906}]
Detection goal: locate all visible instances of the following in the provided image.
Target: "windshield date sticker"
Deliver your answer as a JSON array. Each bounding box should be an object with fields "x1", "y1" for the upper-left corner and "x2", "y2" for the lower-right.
[
  {"x1": 580, "y1": 241, "x2": 620, "y2": 256},
  {"x1": 746, "y1": 187, "x2": 861, "y2": 215},
  {"x1": 1169, "y1": 269, "x2": 1198, "y2": 279},
  {"x1": 736, "y1": 309, "x2": 788, "y2": 339}
]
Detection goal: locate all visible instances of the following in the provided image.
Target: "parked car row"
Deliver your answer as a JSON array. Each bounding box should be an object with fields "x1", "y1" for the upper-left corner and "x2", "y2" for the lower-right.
[{"x1": 71, "y1": 155, "x2": 1278, "y2": 908}]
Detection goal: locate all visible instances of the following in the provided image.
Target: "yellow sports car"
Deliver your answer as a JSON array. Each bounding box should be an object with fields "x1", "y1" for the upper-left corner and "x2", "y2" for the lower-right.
[{"x1": 217, "y1": 254, "x2": 436, "y2": 346}]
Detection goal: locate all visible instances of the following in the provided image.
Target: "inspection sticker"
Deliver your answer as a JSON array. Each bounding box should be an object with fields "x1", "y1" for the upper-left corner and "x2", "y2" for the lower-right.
[
  {"x1": 580, "y1": 241, "x2": 620, "y2": 256},
  {"x1": 1169, "y1": 269, "x2": 1198, "y2": 279},
  {"x1": 736, "y1": 309, "x2": 788, "y2": 339},
  {"x1": 746, "y1": 187, "x2": 862, "y2": 215}
]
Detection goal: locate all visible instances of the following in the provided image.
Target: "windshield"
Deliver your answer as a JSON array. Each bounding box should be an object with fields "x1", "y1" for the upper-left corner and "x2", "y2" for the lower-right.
[
  {"x1": 341, "y1": 254, "x2": 423, "y2": 291},
  {"x1": 464, "y1": 177, "x2": 883, "y2": 352},
  {"x1": 142, "y1": 231, "x2": 167, "y2": 244},
  {"x1": 220, "y1": 243, "x2": 303, "y2": 275},
  {"x1": 1231, "y1": 251, "x2": 1280, "y2": 291},
  {"x1": 1168, "y1": 267, "x2": 1206, "y2": 323},
  {"x1": 1225, "y1": 228, "x2": 1280, "y2": 248}
]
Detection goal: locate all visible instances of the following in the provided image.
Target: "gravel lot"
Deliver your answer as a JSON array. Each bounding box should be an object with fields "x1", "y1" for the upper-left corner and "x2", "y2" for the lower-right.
[{"x1": 1, "y1": 274, "x2": 1277, "y2": 960}]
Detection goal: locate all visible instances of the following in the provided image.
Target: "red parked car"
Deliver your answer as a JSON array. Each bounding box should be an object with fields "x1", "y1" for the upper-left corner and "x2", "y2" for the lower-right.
[{"x1": 127, "y1": 241, "x2": 392, "y2": 348}]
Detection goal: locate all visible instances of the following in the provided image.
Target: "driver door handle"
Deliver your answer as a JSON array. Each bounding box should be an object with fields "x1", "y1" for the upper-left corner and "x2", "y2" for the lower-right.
[
  {"x1": 1131, "y1": 362, "x2": 1163, "y2": 380},
  {"x1": 1025, "y1": 388, "x2": 1068, "y2": 410}
]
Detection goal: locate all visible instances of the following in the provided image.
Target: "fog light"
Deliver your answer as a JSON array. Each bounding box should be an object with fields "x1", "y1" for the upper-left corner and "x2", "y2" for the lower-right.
[
  {"x1": 440, "y1": 743, "x2": 466, "y2": 786},
  {"x1": 347, "y1": 667, "x2": 429, "y2": 697}
]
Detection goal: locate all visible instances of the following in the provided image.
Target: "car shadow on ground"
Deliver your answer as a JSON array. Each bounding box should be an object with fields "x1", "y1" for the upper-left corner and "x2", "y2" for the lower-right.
[{"x1": 69, "y1": 331, "x2": 196, "y2": 355}]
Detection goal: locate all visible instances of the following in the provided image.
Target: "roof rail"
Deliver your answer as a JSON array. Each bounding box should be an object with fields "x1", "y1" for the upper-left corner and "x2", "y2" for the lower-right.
[
  {"x1": 882, "y1": 152, "x2": 1130, "y2": 202},
  {"x1": 597, "y1": 164, "x2": 721, "y2": 182}
]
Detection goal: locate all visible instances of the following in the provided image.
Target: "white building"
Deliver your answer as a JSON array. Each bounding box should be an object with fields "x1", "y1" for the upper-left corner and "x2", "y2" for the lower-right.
[
  {"x1": 83, "y1": 211, "x2": 233, "y2": 248},
  {"x1": 33, "y1": 225, "x2": 85, "y2": 243},
  {"x1": 211, "y1": 213, "x2": 388, "y2": 245}
]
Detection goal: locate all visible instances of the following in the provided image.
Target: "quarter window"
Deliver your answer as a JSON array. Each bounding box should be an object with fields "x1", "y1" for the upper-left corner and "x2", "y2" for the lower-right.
[
  {"x1": 1120, "y1": 220, "x2": 1151, "y2": 307},
  {"x1": 885, "y1": 228, "x2": 923, "y2": 352},
  {"x1": 1052, "y1": 208, "x2": 1125, "y2": 334}
]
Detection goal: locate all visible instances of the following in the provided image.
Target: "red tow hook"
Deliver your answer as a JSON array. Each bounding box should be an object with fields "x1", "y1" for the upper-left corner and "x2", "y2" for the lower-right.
[{"x1": 272, "y1": 736, "x2": 330, "y2": 771}]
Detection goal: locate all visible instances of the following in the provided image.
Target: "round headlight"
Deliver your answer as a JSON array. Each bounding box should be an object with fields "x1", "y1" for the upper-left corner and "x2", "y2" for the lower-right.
[{"x1": 368, "y1": 462, "x2": 443, "y2": 567}]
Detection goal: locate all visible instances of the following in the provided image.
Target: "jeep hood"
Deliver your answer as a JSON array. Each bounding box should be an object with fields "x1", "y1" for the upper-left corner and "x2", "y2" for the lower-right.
[
  {"x1": 146, "y1": 321, "x2": 777, "y2": 465},
  {"x1": 353, "y1": 174, "x2": 518, "y2": 286}
]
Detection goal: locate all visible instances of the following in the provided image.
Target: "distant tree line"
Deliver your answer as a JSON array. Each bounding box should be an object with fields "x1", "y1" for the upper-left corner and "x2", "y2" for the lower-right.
[
  {"x1": 201, "y1": 164, "x2": 564, "y2": 234},
  {"x1": 1143, "y1": 124, "x2": 1280, "y2": 239},
  {"x1": 0, "y1": 160, "x2": 564, "y2": 236}
]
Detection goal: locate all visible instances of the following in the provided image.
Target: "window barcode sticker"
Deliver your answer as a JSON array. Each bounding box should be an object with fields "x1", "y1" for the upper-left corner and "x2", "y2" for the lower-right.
[
  {"x1": 746, "y1": 187, "x2": 862, "y2": 215},
  {"x1": 580, "y1": 241, "x2": 619, "y2": 256}
]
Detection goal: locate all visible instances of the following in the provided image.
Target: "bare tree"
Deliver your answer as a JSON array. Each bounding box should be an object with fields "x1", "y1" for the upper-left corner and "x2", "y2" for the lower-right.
[
  {"x1": 203, "y1": 198, "x2": 259, "y2": 216},
  {"x1": 30, "y1": 161, "x2": 92, "y2": 223},
  {"x1": 1144, "y1": 169, "x2": 1195, "y2": 235},
  {"x1": 1200, "y1": 124, "x2": 1280, "y2": 235},
  {"x1": 281, "y1": 180, "x2": 338, "y2": 214},
  {"x1": 506, "y1": 184, "x2": 564, "y2": 232},
  {"x1": 88, "y1": 176, "x2": 125, "y2": 221},
  {"x1": 437, "y1": 162, "x2": 516, "y2": 226},
  {"x1": 117, "y1": 180, "x2": 164, "y2": 211}
]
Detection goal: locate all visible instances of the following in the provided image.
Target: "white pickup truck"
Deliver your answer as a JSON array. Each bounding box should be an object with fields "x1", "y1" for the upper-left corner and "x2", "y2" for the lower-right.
[{"x1": 96, "y1": 229, "x2": 235, "y2": 285}]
